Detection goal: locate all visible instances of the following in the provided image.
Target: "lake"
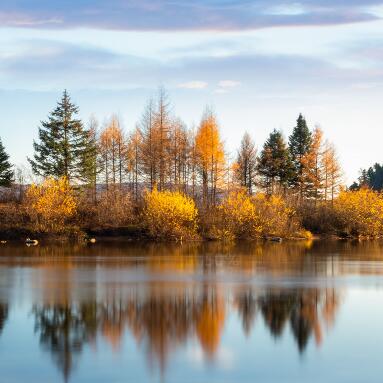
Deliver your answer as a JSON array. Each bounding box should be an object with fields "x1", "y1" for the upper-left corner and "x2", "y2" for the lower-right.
[{"x1": 0, "y1": 240, "x2": 383, "y2": 383}]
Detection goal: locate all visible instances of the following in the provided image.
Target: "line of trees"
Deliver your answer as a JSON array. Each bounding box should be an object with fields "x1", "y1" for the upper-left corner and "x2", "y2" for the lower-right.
[
  {"x1": 256, "y1": 119, "x2": 342, "y2": 202},
  {"x1": 350, "y1": 163, "x2": 383, "y2": 191},
  {"x1": 1, "y1": 89, "x2": 343, "y2": 206}
]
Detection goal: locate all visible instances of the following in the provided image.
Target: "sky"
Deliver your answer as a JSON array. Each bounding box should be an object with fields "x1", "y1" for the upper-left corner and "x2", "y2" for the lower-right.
[{"x1": 1, "y1": 1, "x2": 383, "y2": 182}]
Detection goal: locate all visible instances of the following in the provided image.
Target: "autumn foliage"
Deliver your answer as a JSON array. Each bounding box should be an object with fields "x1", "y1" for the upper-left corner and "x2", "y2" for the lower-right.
[
  {"x1": 91, "y1": 188, "x2": 134, "y2": 227},
  {"x1": 334, "y1": 188, "x2": 383, "y2": 237},
  {"x1": 143, "y1": 188, "x2": 198, "y2": 240},
  {"x1": 300, "y1": 188, "x2": 383, "y2": 237},
  {"x1": 7, "y1": 90, "x2": 383, "y2": 241},
  {"x1": 195, "y1": 109, "x2": 226, "y2": 206},
  {"x1": 25, "y1": 177, "x2": 77, "y2": 233},
  {"x1": 210, "y1": 190, "x2": 302, "y2": 240}
]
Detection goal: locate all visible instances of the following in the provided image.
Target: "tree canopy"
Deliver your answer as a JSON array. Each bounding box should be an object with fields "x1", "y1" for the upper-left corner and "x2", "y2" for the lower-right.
[
  {"x1": 351, "y1": 163, "x2": 383, "y2": 191},
  {"x1": 257, "y1": 129, "x2": 294, "y2": 194},
  {"x1": 289, "y1": 114, "x2": 312, "y2": 196},
  {"x1": 28, "y1": 90, "x2": 90, "y2": 182}
]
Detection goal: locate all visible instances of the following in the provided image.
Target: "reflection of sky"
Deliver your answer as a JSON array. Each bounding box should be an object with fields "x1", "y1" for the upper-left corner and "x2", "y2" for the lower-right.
[
  {"x1": 1, "y1": 289, "x2": 383, "y2": 383},
  {"x1": 1, "y1": 2, "x2": 383, "y2": 181},
  {"x1": 1, "y1": 240, "x2": 383, "y2": 382}
]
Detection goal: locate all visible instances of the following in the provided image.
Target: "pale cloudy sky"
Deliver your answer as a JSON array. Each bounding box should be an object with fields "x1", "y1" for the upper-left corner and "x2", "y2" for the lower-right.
[{"x1": 1, "y1": 1, "x2": 383, "y2": 182}]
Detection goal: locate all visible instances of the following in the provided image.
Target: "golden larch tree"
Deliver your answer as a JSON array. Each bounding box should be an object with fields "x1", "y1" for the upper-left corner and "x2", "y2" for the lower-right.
[
  {"x1": 195, "y1": 108, "x2": 226, "y2": 207},
  {"x1": 126, "y1": 126, "x2": 142, "y2": 200},
  {"x1": 99, "y1": 116, "x2": 126, "y2": 188},
  {"x1": 301, "y1": 126, "x2": 324, "y2": 201},
  {"x1": 322, "y1": 141, "x2": 342, "y2": 202}
]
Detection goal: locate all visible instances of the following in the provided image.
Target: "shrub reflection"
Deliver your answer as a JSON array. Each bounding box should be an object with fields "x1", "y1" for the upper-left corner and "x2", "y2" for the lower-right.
[{"x1": 32, "y1": 286, "x2": 341, "y2": 381}]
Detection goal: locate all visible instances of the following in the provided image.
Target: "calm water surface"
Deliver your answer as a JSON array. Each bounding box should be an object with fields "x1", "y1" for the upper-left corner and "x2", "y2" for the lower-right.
[{"x1": 1, "y1": 240, "x2": 383, "y2": 383}]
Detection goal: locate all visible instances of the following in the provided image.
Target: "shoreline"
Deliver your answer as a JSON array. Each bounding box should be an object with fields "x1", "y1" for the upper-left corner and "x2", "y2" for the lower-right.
[{"x1": 0, "y1": 226, "x2": 377, "y2": 245}]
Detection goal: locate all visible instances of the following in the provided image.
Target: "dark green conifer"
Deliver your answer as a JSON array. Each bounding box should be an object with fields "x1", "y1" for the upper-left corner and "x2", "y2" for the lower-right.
[
  {"x1": 257, "y1": 129, "x2": 294, "y2": 194},
  {"x1": 289, "y1": 114, "x2": 312, "y2": 197},
  {"x1": 352, "y1": 163, "x2": 383, "y2": 191},
  {"x1": 28, "y1": 90, "x2": 89, "y2": 182},
  {"x1": 0, "y1": 138, "x2": 13, "y2": 187}
]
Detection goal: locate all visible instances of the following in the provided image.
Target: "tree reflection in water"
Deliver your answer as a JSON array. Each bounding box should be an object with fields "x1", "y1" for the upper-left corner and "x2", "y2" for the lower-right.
[
  {"x1": 234, "y1": 290, "x2": 257, "y2": 335},
  {"x1": 257, "y1": 289, "x2": 340, "y2": 352},
  {"x1": 32, "y1": 286, "x2": 341, "y2": 381},
  {"x1": 0, "y1": 302, "x2": 8, "y2": 336},
  {"x1": 13, "y1": 239, "x2": 356, "y2": 381},
  {"x1": 126, "y1": 292, "x2": 194, "y2": 372},
  {"x1": 33, "y1": 303, "x2": 98, "y2": 383}
]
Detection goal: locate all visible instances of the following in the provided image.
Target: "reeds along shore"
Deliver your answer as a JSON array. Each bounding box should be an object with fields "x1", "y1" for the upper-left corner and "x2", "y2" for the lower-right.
[{"x1": 1, "y1": 90, "x2": 383, "y2": 241}]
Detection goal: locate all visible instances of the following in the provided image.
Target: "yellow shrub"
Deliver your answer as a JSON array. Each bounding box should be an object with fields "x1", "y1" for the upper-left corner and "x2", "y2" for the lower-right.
[
  {"x1": 334, "y1": 189, "x2": 383, "y2": 237},
  {"x1": 143, "y1": 188, "x2": 198, "y2": 240},
  {"x1": 213, "y1": 190, "x2": 301, "y2": 240},
  {"x1": 214, "y1": 190, "x2": 257, "y2": 240},
  {"x1": 25, "y1": 177, "x2": 77, "y2": 233},
  {"x1": 253, "y1": 193, "x2": 298, "y2": 237}
]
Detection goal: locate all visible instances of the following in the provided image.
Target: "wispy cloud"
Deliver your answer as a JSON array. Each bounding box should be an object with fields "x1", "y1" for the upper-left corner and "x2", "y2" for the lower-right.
[
  {"x1": 2, "y1": 37, "x2": 379, "y2": 92},
  {"x1": 0, "y1": 39, "x2": 163, "y2": 90},
  {"x1": 0, "y1": 12, "x2": 63, "y2": 26},
  {"x1": 266, "y1": 3, "x2": 307, "y2": 16},
  {"x1": 177, "y1": 81, "x2": 208, "y2": 89},
  {"x1": 0, "y1": 0, "x2": 381, "y2": 30},
  {"x1": 213, "y1": 80, "x2": 241, "y2": 94},
  {"x1": 218, "y1": 80, "x2": 241, "y2": 88}
]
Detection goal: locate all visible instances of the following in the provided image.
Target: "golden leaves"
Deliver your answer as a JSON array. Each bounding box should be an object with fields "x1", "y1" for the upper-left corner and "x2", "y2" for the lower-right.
[
  {"x1": 334, "y1": 188, "x2": 383, "y2": 237},
  {"x1": 195, "y1": 112, "x2": 225, "y2": 168},
  {"x1": 143, "y1": 188, "x2": 198, "y2": 240},
  {"x1": 25, "y1": 177, "x2": 77, "y2": 233},
  {"x1": 213, "y1": 190, "x2": 302, "y2": 239}
]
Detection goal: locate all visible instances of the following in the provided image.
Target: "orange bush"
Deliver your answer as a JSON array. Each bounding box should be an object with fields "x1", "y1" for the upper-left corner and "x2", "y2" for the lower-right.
[
  {"x1": 334, "y1": 188, "x2": 383, "y2": 237},
  {"x1": 212, "y1": 190, "x2": 302, "y2": 240},
  {"x1": 143, "y1": 188, "x2": 198, "y2": 240},
  {"x1": 25, "y1": 177, "x2": 77, "y2": 233}
]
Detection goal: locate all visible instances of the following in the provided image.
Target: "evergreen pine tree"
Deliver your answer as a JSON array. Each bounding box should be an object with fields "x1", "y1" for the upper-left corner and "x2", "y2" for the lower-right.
[
  {"x1": 28, "y1": 90, "x2": 89, "y2": 182},
  {"x1": 289, "y1": 114, "x2": 312, "y2": 197},
  {"x1": 0, "y1": 138, "x2": 13, "y2": 187},
  {"x1": 257, "y1": 129, "x2": 294, "y2": 194},
  {"x1": 353, "y1": 163, "x2": 383, "y2": 191},
  {"x1": 367, "y1": 164, "x2": 383, "y2": 191}
]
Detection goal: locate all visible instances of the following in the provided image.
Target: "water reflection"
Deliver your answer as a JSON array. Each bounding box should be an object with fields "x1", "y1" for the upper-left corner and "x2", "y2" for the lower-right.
[
  {"x1": 2, "y1": 240, "x2": 383, "y2": 276},
  {"x1": 0, "y1": 302, "x2": 8, "y2": 336},
  {"x1": 33, "y1": 304, "x2": 97, "y2": 382},
  {"x1": 235, "y1": 290, "x2": 257, "y2": 335},
  {"x1": 1, "y1": 240, "x2": 383, "y2": 382},
  {"x1": 30, "y1": 285, "x2": 341, "y2": 381},
  {"x1": 258, "y1": 288, "x2": 339, "y2": 352}
]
